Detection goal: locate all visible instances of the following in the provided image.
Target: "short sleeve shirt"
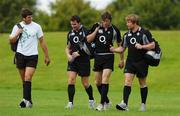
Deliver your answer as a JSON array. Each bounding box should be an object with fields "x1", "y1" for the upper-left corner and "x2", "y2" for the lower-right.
[
  {"x1": 9, "y1": 21, "x2": 43, "y2": 56},
  {"x1": 89, "y1": 23, "x2": 121, "y2": 53},
  {"x1": 67, "y1": 25, "x2": 89, "y2": 57},
  {"x1": 121, "y1": 27, "x2": 154, "y2": 62}
]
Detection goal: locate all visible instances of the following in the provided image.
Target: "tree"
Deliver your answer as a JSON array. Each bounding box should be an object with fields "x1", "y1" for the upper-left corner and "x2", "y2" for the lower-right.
[
  {"x1": 106, "y1": 0, "x2": 180, "y2": 30},
  {"x1": 49, "y1": 0, "x2": 100, "y2": 31},
  {"x1": 0, "y1": 0, "x2": 36, "y2": 32}
]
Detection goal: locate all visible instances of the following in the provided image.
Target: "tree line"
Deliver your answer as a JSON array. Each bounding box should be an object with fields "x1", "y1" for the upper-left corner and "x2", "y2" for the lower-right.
[{"x1": 0, "y1": 0, "x2": 179, "y2": 33}]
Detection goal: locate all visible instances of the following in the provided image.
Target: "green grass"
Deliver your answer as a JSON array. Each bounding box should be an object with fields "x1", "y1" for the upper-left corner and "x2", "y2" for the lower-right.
[{"x1": 0, "y1": 31, "x2": 180, "y2": 115}]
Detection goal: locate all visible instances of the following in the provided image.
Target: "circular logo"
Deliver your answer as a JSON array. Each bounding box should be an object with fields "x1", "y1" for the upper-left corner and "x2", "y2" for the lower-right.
[
  {"x1": 130, "y1": 37, "x2": 136, "y2": 44},
  {"x1": 73, "y1": 36, "x2": 79, "y2": 43},
  {"x1": 99, "y1": 36, "x2": 106, "y2": 44}
]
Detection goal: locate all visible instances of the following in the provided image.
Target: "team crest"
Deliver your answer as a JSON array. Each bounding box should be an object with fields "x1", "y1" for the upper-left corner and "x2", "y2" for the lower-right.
[
  {"x1": 137, "y1": 32, "x2": 140, "y2": 36},
  {"x1": 70, "y1": 32, "x2": 75, "y2": 36},
  {"x1": 98, "y1": 29, "x2": 103, "y2": 33},
  {"x1": 108, "y1": 31, "x2": 110, "y2": 34},
  {"x1": 128, "y1": 33, "x2": 132, "y2": 36},
  {"x1": 79, "y1": 32, "x2": 82, "y2": 35}
]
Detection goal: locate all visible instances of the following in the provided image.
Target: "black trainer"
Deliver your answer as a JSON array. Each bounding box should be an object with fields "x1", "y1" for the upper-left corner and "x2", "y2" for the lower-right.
[
  {"x1": 19, "y1": 99, "x2": 26, "y2": 108},
  {"x1": 19, "y1": 99, "x2": 33, "y2": 108}
]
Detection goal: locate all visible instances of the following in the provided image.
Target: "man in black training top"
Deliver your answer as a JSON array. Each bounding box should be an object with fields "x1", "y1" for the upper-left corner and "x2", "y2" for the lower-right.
[
  {"x1": 87, "y1": 11, "x2": 124, "y2": 111},
  {"x1": 65, "y1": 15, "x2": 95, "y2": 109},
  {"x1": 110, "y1": 14, "x2": 155, "y2": 111}
]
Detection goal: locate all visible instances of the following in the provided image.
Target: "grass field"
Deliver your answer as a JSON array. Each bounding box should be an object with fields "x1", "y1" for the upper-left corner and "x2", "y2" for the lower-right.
[{"x1": 0, "y1": 31, "x2": 180, "y2": 116}]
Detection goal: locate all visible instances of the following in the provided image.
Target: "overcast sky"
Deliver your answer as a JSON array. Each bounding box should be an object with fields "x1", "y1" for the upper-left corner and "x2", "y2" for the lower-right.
[{"x1": 37, "y1": 0, "x2": 114, "y2": 13}]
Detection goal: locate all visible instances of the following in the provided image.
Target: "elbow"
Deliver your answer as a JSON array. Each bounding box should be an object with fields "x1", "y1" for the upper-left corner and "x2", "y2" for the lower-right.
[{"x1": 9, "y1": 38, "x2": 15, "y2": 44}]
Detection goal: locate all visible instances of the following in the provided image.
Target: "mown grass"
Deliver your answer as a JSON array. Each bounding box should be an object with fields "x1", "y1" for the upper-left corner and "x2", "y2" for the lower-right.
[{"x1": 0, "y1": 31, "x2": 180, "y2": 115}]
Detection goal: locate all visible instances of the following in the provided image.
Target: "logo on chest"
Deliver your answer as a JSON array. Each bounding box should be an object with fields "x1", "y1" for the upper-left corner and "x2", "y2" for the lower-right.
[
  {"x1": 130, "y1": 37, "x2": 137, "y2": 45},
  {"x1": 73, "y1": 36, "x2": 79, "y2": 43}
]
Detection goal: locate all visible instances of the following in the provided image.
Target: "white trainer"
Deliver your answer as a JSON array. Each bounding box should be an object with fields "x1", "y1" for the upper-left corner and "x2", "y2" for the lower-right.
[
  {"x1": 65, "y1": 102, "x2": 73, "y2": 109},
  {"x1": 96, "y1": 104, "x2": 104, "y2": 111},
  {"x1": 140, "y1": 103, "x2": 146, "y2": 112},
  {"x1": 89, "y1": 100, "x2": 95, "y2": 109},
  {"x1": 104, "y1": 101, "x2": 112, "y2": 110},
  {"x1": 25, "y1": 100, "x2": 33, "y2": 108}
]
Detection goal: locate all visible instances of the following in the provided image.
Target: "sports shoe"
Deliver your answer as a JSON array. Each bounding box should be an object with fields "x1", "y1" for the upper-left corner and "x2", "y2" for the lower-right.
[
  {"x1": 89, "y1": 100, "x2": 95, "y2": 109},
  {"x1": 19, "y1": 99, "x2": 33, "y2": 108},
  {"x1": 104, "y1": 101, "x2": 112, "y2": 110},
  {"x1": 116, "y1": 101, "x2": 128, "y2": 111},
  {"x1": 65, "y1": 102, "x2": 73, "y2": 109},
  {"x1": 96, "y1": 104, "x2": 104, "y2": 111},
  {"x1": 140, "y1": 103, "x2": 146, "y2": 112}
]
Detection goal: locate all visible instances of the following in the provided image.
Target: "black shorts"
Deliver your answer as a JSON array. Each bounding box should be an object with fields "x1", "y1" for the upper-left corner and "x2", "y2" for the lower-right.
[
  {"x1": 93, "y1": 54, "x2": 114, "y2": 71},
  {"x1": 124, "y1": 59, "x2": 149, "y2": 78},
  {"x1": 67, "y1": 58, "x2": 90, "y2": 77},
  {"x1": 15, "y1": 52, "x2": 38, "y2": 69}
]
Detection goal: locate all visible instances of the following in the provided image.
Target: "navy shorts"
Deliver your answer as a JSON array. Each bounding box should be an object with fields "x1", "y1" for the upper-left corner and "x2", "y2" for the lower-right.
[
  {"x1": 93, "y1": 54, "x2": 114, "y2": 71},
  {"x1": 15, "y1": 52, "x2": 38, "y2": 69},
  {"x1": 67, "y1": 57, "x2": 90, "y2": 77},
  {"x1": 124, "y1": 59, "x2": 149, "y2": 78}
]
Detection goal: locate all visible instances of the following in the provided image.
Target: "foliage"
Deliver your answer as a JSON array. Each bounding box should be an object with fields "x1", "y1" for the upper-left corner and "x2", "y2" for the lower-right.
[
  {"x1": 106, "y1": 0, "x2": 180, "y2": 30},
  {"x1": 49, "y1": 0, "x2": 100, "y2": 31},
  {"x1": 0, "y1": 0, "x2": 36, "y2": 33},
  {"x1": 0, "y1": 0, "x2": 180, "y2": 32}
]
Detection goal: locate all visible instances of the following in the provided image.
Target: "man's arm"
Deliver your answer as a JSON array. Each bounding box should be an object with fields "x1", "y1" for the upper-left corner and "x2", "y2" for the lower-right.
[
  {"x1": 65, "y1": 43, "x2": 79, "y2": 62},
  {"x1": 9, "y1": 28, "x2": 23, "y2": 43},
  {"x1": 135, "y1": 41, "x2": 155, "y2": 50},
  {"x1": 117, "y1": 42, "x2": 124, "y2": 69},
  {"x1": 86, "y1": 27, "x2": 99, "y2": 43},
  {"x1": 39, "y1": 36, "x2": 50, "y2": 66}
]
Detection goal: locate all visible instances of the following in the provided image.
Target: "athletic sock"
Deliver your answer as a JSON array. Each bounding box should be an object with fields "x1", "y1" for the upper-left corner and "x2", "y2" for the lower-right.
[
  {"x1": 85, "y1": 85, "x2": 94, "y2": 100},
  {"x1": 23, "y1": 81, "x2": 25, "y2": 99},
  {"x1": 140, "y1": 87, "x2": 148, "y2": 104},
  {"x1": 68, "y1": 84, "x2": 75, "y2": 103},
  {"x1": 101, "y1": 84, "x2": 108, "y2": 104},
  {"x1": 24, "y1": 81, "x2": 32, "y2": 102},
  {"x1": 105, "y1": 84, "x2": 109, "y2": 103},
  {"x1": 123, "y1": 86, "x2": 131, "y2": 105}
]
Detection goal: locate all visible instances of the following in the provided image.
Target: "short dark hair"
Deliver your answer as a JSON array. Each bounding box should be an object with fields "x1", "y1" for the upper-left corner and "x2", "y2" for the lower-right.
[
  {"x1": 21, "y1": 8, "x2": 33, "y2": 18},
  {"x1": 70, "y1": 15, "x2": 81, "y2": 23},
  {"x1": 101, "y1": 11, "x2": 112, "y2": 21}
]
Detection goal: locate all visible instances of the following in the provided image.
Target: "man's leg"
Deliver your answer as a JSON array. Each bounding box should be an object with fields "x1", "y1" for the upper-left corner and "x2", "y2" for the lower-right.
[
  {"x1": 139, "y1": 77, "x2": 148, "y2": 111},
  {"x1": 81, "y1": 77, "x2": 94, "y2": 100},
  {"x1": 123, "y1": 73, "x2": 134, "y2": 105},
  {"x1": 67, "y1": 71, "x2": 77, "y2": 105},
  {"x1": 94, "y1": 71, "x2": 102, "y2": 95},
  {"x1": 81, "y1": 77, "x2": 95, "y2": 109},
  {"x1": 18, "y1": 69, "x2": 25, "y2": 98},
  {"x1": 24, "y1": 67, "x2": 36, "y2": 102},
  {"x1": 19, "y1": 67, "x2": 35, "y2": 108},
  {"x1": 101, "y1": 69, "x2": 111, "y2": 104},
  {"x1": 94, "y1": 71, "x2": 110, "y2": 103},
  {"x1": 116, "y1": 73, "x2": 134, "y2": 111}
]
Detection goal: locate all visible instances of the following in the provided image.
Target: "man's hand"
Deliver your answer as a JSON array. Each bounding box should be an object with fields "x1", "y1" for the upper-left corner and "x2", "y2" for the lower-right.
[
  {"x1": 135, "y1": 43, "x2": 143, "y2": 49},
  {"x1": 68, "y1": 51, "x2": 80, "y2": 62},
  {"x1": 45, "y1": 57, "x2": 50, "y2": 66},
  {"x1": 110, "y1": 46, "x2": 115, "y2": 52},
  {"x1": 72, "y1": 51, "x2": 80, "y2": 58},
  {"x1": 118, "y1": 60, "x2": 124, "y2": 69}
]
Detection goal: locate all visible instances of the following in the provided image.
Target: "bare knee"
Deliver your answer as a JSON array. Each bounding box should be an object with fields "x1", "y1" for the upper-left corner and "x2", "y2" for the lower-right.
[
  {"x1": 139, "y1": 78, "x2": 147, "y2": 88},
  {"x1": 68, "y1": 77, "x2": 76, "y2": 85},
  {"x1": 81, "y1": 77, "x2": 89, "y2": 88},
  {"x1": 25, "y1": 74, "x2": 33, "y2": 81}
]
